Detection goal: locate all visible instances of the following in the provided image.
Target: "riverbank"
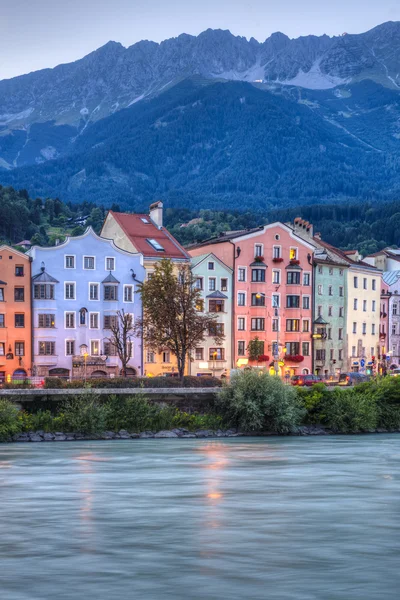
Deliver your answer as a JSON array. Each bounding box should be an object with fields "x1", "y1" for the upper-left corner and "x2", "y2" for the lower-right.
[{"x1": 9, "y1": 424, "x2": 400, "y2": 443}]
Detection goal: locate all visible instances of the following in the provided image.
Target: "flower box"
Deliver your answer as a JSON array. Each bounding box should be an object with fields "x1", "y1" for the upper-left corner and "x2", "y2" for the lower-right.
[
  {"x1": 285, "y1": 354, "x2": 304, "y2": 362},
  {"x1": 289, "y1": 259, "x2": 300, "y2": 265},
  {"x1": 254, "y1": 256, "x2": 265, "y2": 263},
  {"x1": 272, "y1": 257, "x2": 284, "y2": 263}
]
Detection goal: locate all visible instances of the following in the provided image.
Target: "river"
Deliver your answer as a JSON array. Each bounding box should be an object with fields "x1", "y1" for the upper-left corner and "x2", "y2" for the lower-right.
[{"x1": 0, "y1": 436, "x2": 399, "y2": 599}]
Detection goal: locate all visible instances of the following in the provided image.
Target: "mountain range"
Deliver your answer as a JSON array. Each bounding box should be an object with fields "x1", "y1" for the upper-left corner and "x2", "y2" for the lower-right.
[{"x1": 1, "y1": 21, "x2": 400, "y2": 210}]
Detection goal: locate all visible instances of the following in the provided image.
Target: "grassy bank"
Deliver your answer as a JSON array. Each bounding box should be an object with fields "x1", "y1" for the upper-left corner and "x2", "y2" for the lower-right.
[{"x1": 1, "y1": 372, "x2": 400, "y2": 442}]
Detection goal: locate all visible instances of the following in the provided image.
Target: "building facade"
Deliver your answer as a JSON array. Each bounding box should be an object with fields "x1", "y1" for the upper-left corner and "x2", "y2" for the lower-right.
[
  {"x1": 28, "y1": 228, "x2": 144, "y2": 379},
  {"x1": 101, "y1": 202, "x2": 191, "y2": 376},
  {"x1": 0, "y1": 246, "x2": 32, "y2": 383},
  {"x1": 189, "y1": 222, "x2": 315, "y2": 377},
  {"x1": 190, "y1": 253, "x2": 233, "y2": 377}
]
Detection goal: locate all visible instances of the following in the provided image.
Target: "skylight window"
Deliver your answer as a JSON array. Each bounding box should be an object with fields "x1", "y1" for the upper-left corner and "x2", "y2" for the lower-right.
[
  {"x1": 147, "y1": 238, "x2": 165, "y2": 252},
  {"x1": 141, "y1": 218, "x2": 150, "y2": 223}
]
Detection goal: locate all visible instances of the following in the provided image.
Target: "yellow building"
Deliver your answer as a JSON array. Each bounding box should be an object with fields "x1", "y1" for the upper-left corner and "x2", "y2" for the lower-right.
[
  {"x1": 346, "y1": 258, "x2": 382, "y2": 372},
  {"x1": 101, "y1": 201, "x2": 190, "y2": 376}
]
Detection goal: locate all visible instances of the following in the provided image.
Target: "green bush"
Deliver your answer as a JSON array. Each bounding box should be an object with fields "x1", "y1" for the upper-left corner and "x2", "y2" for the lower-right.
[
  {"x1": 60, "y1": 393, "x2": 109, "y2": 434},
  {"x1": 216, "y1": 370, "x2": 305, "y2": 432},
  {"x1": 43, "y1": 376, "x2": 222, "y2": 390},
  {"x1": 0, "y1": 399, "x2": 21, "y2": 441},
  {"x1": 172, "y1": 411, "x2": 223, "y2": 431}
]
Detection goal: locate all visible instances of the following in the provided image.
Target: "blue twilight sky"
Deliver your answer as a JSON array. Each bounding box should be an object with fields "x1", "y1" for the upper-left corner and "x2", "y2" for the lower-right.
[{"x1": 1, "y1": 0, "x2": 399, "y2": 80}]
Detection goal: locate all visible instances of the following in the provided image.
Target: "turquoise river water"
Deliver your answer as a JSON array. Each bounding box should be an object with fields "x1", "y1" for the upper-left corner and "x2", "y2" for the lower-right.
[{"x1": 0, "y1": 436, "x2": 399, "y2": 599}]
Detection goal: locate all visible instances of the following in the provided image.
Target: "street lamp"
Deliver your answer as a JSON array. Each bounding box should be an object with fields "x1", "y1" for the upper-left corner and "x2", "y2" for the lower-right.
[
  {"x1": 255, "y1": 291, "x2": 280, "y2": 376},
  {"x1": 212, "y1": 351, "x2": 217, "y2": 378},
  {"x1": 84, "y1": 352, "x2": 89, "y2": 382}
]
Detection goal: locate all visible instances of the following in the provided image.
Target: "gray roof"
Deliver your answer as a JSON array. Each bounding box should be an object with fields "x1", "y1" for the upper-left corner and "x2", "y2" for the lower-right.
[
  {"x1": 314, "y1": 316, "x2": 329, "y2": 325},
  {"x1": 206, "y1": 290, "x2": 228, "y2": 299},
  {"x1": 102, "y1": 272, "x2": 120, "y2": 284},
  {"x1": 32, "y1": 270, "x2": 59, "y2": 283},
  {"x1": 249, "y1": 261, "x2": 267, "y2": 267},
  {"x1": 0, "y1": 280, "x2": 6, "y2": 285}
]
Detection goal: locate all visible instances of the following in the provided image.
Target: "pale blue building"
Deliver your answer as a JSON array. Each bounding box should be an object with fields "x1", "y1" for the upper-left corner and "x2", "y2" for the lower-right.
[{"x1": 29, "y1": 228, "x2": 145, "y2": 379}]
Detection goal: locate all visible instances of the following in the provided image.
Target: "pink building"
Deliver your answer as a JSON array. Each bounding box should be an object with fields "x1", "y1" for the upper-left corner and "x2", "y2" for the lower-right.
[{"x1": 189, "y1": 223, "x2": 315, "y2": 377}]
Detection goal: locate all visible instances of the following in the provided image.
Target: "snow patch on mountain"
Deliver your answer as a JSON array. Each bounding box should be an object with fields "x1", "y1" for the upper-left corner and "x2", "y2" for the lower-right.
[{"x1": 279, "y1": 60, "x2": 349, "y2": 90}]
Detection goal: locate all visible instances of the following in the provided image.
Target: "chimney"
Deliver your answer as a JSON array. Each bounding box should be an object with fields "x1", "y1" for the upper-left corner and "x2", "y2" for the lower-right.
[
  {"x1": 149, "y1": 201, "x2": 163, "y2": 228},
  {"x1": 314, "y1": 232, "x2": 321, "y2": 240}
]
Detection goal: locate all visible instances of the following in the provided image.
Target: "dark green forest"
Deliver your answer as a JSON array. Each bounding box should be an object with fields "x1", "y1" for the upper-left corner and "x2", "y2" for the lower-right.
[{"x1": 1, "y1": 184, "x2": 400, "y2": 256}]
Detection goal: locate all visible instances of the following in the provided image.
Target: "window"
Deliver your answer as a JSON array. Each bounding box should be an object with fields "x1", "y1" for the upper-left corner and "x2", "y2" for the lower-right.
[
  {"x1": 317, "y1": 305, "x2": 322, "y2": 317},
  {"x1": 90, "y1": 340, "x2": 100, "y2": 356},
  {"x1": 104, "y1": 315, "x2": 117, "y2": 329},
  {"x1": 65, "y1": 283, "x2": 75, "y2": 300},
  {"x1": 329, "y1": 268, "x2": 333, "y2": 276},
  {"x1": 209, "y1": 299, "x2": 224, "y2": 312},
  {"x1": 354, "y1": 299, "x2": 358, "y2": 310},
  {"x1": 363, "y1": 300, "x2": 367, "y2": 312},
  {"x1": 363, "y1": 278, "x2": 367, "y2": 290},
  {"x1": 39, "y1": 341, "x2": 55, "y2": 356},
  {"x1": 372, "y1": 324, "x2": 376, "y2": 335},
  {"x1": 330, "y1": 349, "x2": 334, "y2": 361},
  {"x1": 338, "y1": 350, "x2": 343, "y2": 360},
  {"x1": 106, "y1": 257, "x2": 115, "y2": 271},
  {"x1": 237, "y1": 293, "x2": 246, "y2": 306},
  {"x1": 251, "y1": 293, "x2": 265, "y2": 306},
  {"x1": 196, "y1": 299, "x2": 204, "y2": 312},
  {"x1": 146, "y1": 351, "x2": 155, "y2": 363},
  {"x1": 273, "y1": 246, "x2": 281, "y2": 259},
  {"x1": 392, "y1": 324, "x2": 396, "y2": 336},
  {"x1": 0, "y1": 342, "x2": 4, "y2": 356},
  {"x1": 352, "y1": 346, "x2": 356, "y2": 357},
  {"x1": 208, "y1": 277, "x2": 216, "y2": 291},
  {"x1": 14, "y1": 287, "x2": 24, "y2": 302},
  {"x1": 251, "y1": 318, "x2": 265, "y2": 331},
  {"x1": 84, "y1": 256, "x2": 95, "y2": 270},
  {"x1": 289, "y1": 248, "x2": 297, "y2": 260},
  {"x1": 38, "y1": 314, "x2": 55, "y2": 328},
  {"x1": 286, "y1": 319, "x2": 300, "y2": 332},
  {"x1": 286, "y1": 342, "x2": 300, "y2": 355},
  {"x1": 272, "y1": 319, "x2": 279, "y2": 332},
  {"x1": 238, "y1": 268, "x2": 246, "y2": 282},
  {"x1": 317, "y1": 285, "x2": 323, "y2": 295},
  {"x1": 362, "y1": 323, "x2": 367, "y2": 335},
  {"x1": 237, "y1": 317, "x2": 245, "y2": 331},
  {"x1": 339, "y1": 269, "x2": 343, "y2": 276},
  {"x1": 251, "y1": 269, "x2": 265, "y2": 282},
  {"x1": 89, "y1": 283, "x2": 99, "y2": 301},
  {"x1": 15, "y1": 342, "x2": 25, "y2": 356},
  {"x1": 237, "y1": 341, "x2": 245, "y2": 356},
  {"x1": 221, "y1": 278, "x2": 228, "y2": 292},
  {"x1": 372, "y1": 279, "x2": 376, "y2": 291},
  {"x1": 15, "y1": 314, "x2": 24, "y2": 328},
  {"x1": 0, "y1": 314, "x2": 4, "y2": 328},
  {"x1": 303, "y1": 320, "x2": 310, "y2": 332},
  {"x1": 34, "y1": 284, "x2": 54, "y2": 300},
  {"x1": 124, "y1": 285, "x2": 134, "y2": 302},
  {"x1": 147, "y1": 239, "x2": 165, "y2": 252},
  {"x1": 328, "y1": 306, "x2": 333, "y2": 316},
  {"x1": 15, "y1": 265, "x2": 24, "y2": 277},
  {"x1": 0, "y1": 288, "x2": 4, "y2": 302},
  {"x1": 339, "y1": 307, "x2": 344, "y2": 317},
  {"x1": 338, "y1": 328, "x2": 343, "y2": 340},
  {"x1": 339, "y1": 286, "x2": 344, "y2": 297},
  {"x1": 302, "y1": 342, "x2": 310, "y2": 356},
  {"x1": 328, "y1": 286, "x2": 333, "y2": 296},
  {"x1": 208, "y1": 261, "x2": 215, "y2": 270},
  {"x1": 286, "y1": 295, "x2": 300, "y2": 308},
  {"x1": 318, "y1": 266, "x2": 323, "y2": 274},
  {"x1": 89, "y1": 313, "x2": 99, "y2": 329},
  {"x1": 65, "y1": 256, "x2": 75, "y2": 269},
  {"x1": 66, "y1": 341, "x2": 75, "y2": 356},
  {"x1": 209, "y1": 348, "x2": 225, "y2": 361},
  {"x1": 353, "y1": 322, "x2": 357, "y2": 334},
  {"x1": 287, "y1": 271, "x2": 300, "y2": 285},
  {"x1": 255, "y1": 244, "x2": 263, "y2": 257},
  {"x1": 328, "y1": 328, "x2": 332, "y2": 340},
  {"x1": 195, "y1": 348, "x2": 204, "y2": 360},
  {"x1": 303, "y1": 273, "x2": 310, "y2": 286},
  {"x1": 65, "y1": 312, "x2": 75, "y2": 328},
  {"x1": 372, "y1": 300, "x2": 376, "y2": 312},
  {"x1": 272, "y1": 294, "x2": 280, "y2": 308},
  {"x1": 316, "y1": 349, "x2": 326, "y2": 361},
  {"x1": 104, "y1": 285, "x2": 118, "y2": 301},
  {"x1": 194, "y1": 277, "x2": 203, "y2": 290},
  {"x1": 162, "y1": 351, "x2": 171, "y2": 363},
  {"x1": 208, "y1": 323, "x2": 224, "y2": 336},
  {"x1": 354, "y1": 276, "x2": 358, "y2": 288},
  {"x1": 272, "y1": 270, "x2": 280, "y2": 284}
]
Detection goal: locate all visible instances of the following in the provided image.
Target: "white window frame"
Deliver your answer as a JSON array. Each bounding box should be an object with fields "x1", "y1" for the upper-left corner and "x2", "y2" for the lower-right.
[
  {"x1": 90, "y1": 339, "x2": 100, "y2": 356},
  {"x1": 289, "y1": 246, "x2": 298, "y2": 260},
  {"x1": 64, "y1": 281, "x2": 76, "y2": 300},
  {"x1": 302, "y1": 295, "x2": 311, "y2": 310},
  {"x1": 89, "y1": 312, "x2": 100, "y2": 330},
  {"x1": 207, "y1": 261, "x2": 215, "y2": 271},
  {"x1": 237, "y1": 266, "x2": 247, "y2": 282},
  {"x1": 123, "y1": 284, "x2": 134, "y2": 303},
  {"x1": 254, "y1": 243, "x2": 264, "y2": 257},
  {"x1": 302, "y1": 318, "x2": 310, "y2": 333},
  {"x1": 237, "y1": 316, "x2": 246, "y2": 331},
  {"x1": 88, "y1": 282, "x2": 100, "y2": 301},
  {"x1": 105, "y1": 256, "x2": 115, "y2": 271},
  {"x1": 64, "y1": 255, "x2": 76, "y2": 269},
  {"x1": 64, "y1": 311, "x2": 76, "y2": 329},
  {"x1": 272, "y1": 293, "x2": 280, "y2": 308},
  {"x1": 272, "y1": 269, "x2": 281, "y2": 285},
  {"x1": 65, "y1": 339, "x2": 75, "y2": 356},
  {"x1": 272, "y1": 245, "x2": 281, "y2": 259},
  {"x1": 220, "y1": 277, "x2": 229, "y2": 292},
  {"x1": 208, "y1": 277, "x2": 216, "y2": 291},
  {"x1": 83, "y1": 256, "x2": 96, "y2": 270},
  {"x1": 237, "y1": 290, "x2": 247, "y2": 307},
  {"x1": 303, "y1": 271, "x2": 311, "y2": 286}
]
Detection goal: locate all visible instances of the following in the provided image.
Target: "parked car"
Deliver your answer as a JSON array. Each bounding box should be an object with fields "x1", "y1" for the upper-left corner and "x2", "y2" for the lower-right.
[
  {"x1": 389, "y1": 368, "x2": 400, "y2": 377},
  {"x1": 338, "y1": 372, "x2": 370, "y2": 386},
  {"x1": 291, "y1": 374, "x2": 324, "y2": 387}
]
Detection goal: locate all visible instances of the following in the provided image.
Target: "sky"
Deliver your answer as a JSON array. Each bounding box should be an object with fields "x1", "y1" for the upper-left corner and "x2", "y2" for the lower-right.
[{"x1": 1, "y1": 0, "x2": 400, "y2": 80}]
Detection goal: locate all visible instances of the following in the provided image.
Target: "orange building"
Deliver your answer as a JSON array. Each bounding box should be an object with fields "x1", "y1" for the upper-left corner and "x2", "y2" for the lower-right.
[{"x1": 0, "y1": 246, "x2": 32, "y2": 383}]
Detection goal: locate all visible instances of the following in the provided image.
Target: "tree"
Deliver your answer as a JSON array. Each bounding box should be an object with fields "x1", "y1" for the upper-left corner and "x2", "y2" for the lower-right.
[
  {"x1": 106, "y1": 309, "x2": 135, "y2": 377},
  {"x1": 247, "y1": 337, "x2": 265, "y2": 362},
  {"x1": 136, "y1": 259, "x2": 224, "y2": 378}
]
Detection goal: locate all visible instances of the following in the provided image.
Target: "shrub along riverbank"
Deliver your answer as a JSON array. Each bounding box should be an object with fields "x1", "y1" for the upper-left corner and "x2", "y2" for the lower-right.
[{"x1": 1, "y1": 371, "x2": 400, "y2": 442}]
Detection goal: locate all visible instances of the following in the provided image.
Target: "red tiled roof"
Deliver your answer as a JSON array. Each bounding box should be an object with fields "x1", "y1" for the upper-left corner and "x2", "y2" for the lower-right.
[{"x1": 110, "y1": 211, "x2": 189, "y2": 259}]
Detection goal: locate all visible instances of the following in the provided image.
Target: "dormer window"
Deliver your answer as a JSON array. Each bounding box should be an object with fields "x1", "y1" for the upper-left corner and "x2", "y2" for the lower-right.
[{"x1": 147, "y1": 239, "x2": 165, "y2": 252}]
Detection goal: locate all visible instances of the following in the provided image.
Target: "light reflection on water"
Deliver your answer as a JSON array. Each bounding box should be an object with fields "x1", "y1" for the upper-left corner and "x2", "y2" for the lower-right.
[{"x1": 0, "y1": 436, "x2": 399, "y2": 599}]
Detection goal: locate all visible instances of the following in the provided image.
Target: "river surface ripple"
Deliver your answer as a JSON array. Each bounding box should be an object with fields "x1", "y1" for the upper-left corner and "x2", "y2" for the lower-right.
[{"x1": 0, "y1": 436, "x2": 399, "y2": 599}]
